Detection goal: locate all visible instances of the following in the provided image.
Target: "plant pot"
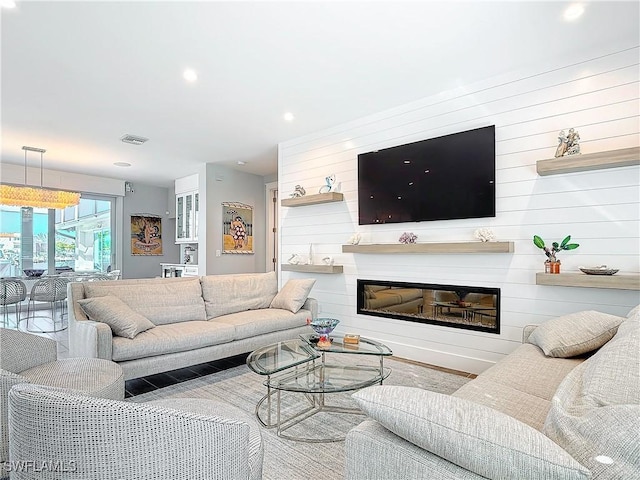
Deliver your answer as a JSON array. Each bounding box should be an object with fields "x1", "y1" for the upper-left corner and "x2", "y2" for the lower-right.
[{"x1": 545, "y1": 261, "x2": 561, "y2": 274}]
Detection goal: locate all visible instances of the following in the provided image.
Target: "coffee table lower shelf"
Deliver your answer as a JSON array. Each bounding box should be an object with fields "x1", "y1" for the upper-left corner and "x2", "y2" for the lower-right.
[{"x1": 257, "y1": 363, "x2": 391, "y2": 443}]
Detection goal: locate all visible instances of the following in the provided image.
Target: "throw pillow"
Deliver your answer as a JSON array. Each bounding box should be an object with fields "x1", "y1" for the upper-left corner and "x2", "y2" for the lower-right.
[
  {"x1": 78, "y1": 295, "x2": 155, "y2": 339},
  {"x1": 353, "y1": 386, "x2": 590, "y2": 480},
  {"x1": 269, "y1": 278, "x2": 316, "y2": 313},
  {"x1": 528, "y1": 310, "x2": 625, "y2": 358}
]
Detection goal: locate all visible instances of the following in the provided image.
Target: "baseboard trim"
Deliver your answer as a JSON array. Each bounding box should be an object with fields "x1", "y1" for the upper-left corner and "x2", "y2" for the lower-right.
[{"x1": 380, "y1": 339, "x2": 497, "y2": 376}]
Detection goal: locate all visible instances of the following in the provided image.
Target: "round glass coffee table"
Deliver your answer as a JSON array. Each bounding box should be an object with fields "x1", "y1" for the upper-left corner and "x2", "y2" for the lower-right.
[{"x1": 247, "y1": 334, "x2": 392, "y2": 442}]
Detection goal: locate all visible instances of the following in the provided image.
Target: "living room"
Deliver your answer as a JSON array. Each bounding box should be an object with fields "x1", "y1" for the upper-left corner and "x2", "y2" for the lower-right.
[{"x1": 1, "y1": 2, "x2": 639, "y2": 479}]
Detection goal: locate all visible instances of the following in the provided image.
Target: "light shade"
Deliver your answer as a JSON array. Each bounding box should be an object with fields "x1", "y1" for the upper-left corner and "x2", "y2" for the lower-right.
[{"x1": 0, "y1": 184, "x2": 81, "y2": 209}]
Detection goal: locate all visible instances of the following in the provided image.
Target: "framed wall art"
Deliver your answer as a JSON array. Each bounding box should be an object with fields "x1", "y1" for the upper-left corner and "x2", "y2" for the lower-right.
[
  {"x1": 222, "y1": 202, "x2": 253, "y2": 254},
  {"x1": 131, "y1": 214, "x2": 163, "y2": 255}
]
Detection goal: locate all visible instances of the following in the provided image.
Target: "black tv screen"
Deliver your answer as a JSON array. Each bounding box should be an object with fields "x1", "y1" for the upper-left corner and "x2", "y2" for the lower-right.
[{"x1": 358, "y1": 125, "x2": 495, "y2": 225}]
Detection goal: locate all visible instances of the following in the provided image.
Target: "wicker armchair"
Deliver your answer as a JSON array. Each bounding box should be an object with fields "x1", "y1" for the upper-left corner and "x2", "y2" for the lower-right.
[
  {"x1": 7, "y1": 384, "x2": 263, "y2": 480},
  {"x1": 0, "y1": 328, "x2": 124, "y2": 466}
]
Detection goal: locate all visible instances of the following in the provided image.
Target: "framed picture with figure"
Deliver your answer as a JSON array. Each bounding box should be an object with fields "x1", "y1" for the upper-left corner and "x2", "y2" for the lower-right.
[
  {"x1": 131, "y1": 215, "x2": 163, "y2": 255},
  {"x1": 222, "y1": 202, "x2": 253, "y2": 254}
]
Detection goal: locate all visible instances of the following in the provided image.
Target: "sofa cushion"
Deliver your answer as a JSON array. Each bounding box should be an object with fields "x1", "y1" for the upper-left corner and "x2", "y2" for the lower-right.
[
  {"x1": 84, "y1": 278, "x2": 206, "y2": 326},
  {"x1": 543, "y1": 312, "x2": 640, "y2": 478},
  {"x1": 461, "y1": 343, "x2": 583, "y2": 403},
  {"x1": 213, "y1": 308, "x2": 309, "y2": 340},
  {"x1": 201, "y1": 272, "x2": 278, "y2": 319},
  {"x1": 78, "y1": 295, "x2": 155, "y2": 339},
  {"x1": 111, "y1": 321, "x2": 235, "y2": 362},
  {"x1": 353, "y1": 386, "x2": 589, "y2": 480},
  {"x1": 269, "y1": 278, "x2": 315, "y2": 313},
  {"x1": 528, "y1": 310, "x2": 625, "y2": 357}
]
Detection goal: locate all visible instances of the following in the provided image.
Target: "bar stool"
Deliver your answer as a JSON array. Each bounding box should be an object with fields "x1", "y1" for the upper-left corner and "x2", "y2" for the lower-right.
[
  {"x1": 0, "y1": 279, "x2": 27, "y2": 329},
  {"x1": 26, "y1": 277, "x2": 69, "y2": 333}
]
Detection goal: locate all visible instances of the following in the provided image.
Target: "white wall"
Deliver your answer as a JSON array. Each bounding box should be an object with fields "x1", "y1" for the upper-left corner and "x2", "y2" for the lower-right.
[{"x1": 278, "y1": 47, "x2": 640, "y2": 374}]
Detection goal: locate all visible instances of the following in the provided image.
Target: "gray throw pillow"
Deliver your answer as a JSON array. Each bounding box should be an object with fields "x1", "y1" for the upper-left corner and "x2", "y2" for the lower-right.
[
  {"x1": 528, "y1": 310, "x2": 625, "y2": 358},
  {"x1": 353, "y1": 385, "x2": 589, "y2": 480},
  {"x1": 270, "y1": 279, "x2": 316, "y2": 313},
  {"x1": 78, "y1": 295, "x2": 155, "y2": 339}
]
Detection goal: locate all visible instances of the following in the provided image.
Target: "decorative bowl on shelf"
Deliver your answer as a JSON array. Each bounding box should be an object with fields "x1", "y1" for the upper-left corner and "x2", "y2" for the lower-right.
[
  {"x1": 579, "y1": 266, "x2": 619, "y2": 276},
  {"x1": 23, "y1": 269, "x2": 45, "y2": 278},
  {"x1": 308, "y1": 318, "x2": 340, "y2": 348}
]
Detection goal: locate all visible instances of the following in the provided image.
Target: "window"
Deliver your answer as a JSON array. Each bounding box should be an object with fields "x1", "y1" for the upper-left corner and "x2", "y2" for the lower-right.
[{"x1": 0, "y1": 195, "x2": 115, "y2": 276}]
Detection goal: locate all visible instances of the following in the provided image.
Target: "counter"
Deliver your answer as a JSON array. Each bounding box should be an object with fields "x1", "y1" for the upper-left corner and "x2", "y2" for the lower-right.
[{"x1": 160, "y1": 264, "x2": 199, "y2": 278}]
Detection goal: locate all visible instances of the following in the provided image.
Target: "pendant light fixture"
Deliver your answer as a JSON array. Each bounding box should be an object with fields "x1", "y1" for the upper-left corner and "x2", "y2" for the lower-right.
[{"x1": 0, "y1": 146, "x2": 81, "y2": 209}]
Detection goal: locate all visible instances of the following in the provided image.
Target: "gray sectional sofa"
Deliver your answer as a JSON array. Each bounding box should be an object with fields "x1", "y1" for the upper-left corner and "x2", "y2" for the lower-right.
[
  {"x1": 346, "y1": 305, "x2": 639, "y2": 480},
  {"x1": 68, "y1": 272, "x2": 317, "y2": 380}
]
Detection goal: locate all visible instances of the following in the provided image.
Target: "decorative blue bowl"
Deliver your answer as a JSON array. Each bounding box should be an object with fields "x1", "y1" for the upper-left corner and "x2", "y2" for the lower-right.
[{"x1": 309, "y1": 318, "x2": 340, "y2": 336}]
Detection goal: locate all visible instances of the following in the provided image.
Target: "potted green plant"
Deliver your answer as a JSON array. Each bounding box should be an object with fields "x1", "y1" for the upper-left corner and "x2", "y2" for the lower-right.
[{"x1": 533, "y1": 235, "x2": 579, "y2": 274}]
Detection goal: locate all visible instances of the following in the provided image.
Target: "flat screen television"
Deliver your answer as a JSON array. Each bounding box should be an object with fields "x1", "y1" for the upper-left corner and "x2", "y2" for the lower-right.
[{"x1": 357, "y1": 125, "x2": 495, "y2": 225}]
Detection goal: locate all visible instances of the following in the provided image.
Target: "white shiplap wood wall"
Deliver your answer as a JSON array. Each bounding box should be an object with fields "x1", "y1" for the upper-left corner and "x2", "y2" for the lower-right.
[{"x1": 277, "y1": 47, "x2": 640, "y2": 374}]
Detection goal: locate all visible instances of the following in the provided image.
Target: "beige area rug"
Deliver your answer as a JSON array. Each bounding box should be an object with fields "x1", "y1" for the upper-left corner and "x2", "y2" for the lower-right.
[{"x1": 128, "y1": 355, "x2": 471, "y2": 480}]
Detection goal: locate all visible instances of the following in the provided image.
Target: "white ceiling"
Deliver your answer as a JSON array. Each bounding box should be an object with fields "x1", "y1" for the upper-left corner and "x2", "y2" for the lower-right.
[{"x1": 1, "y1": 1, "x2": 638, "y2": 187}]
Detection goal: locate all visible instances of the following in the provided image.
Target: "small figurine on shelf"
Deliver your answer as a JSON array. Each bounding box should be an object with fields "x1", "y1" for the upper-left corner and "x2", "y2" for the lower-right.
[
  {"x1": 554, "y1": 128, "x2": 581, "y2": 157},
  {"x1": 347, "y1": 232, "x2": 361, "y2": 245},
  {"x1": 398, "y1": 232, "x2": 417, "y2": 244},
  {"x1": 322, "y1": 256, "x2": 334, "y2": 266},
  {"x1": 287, "y1": 254, "x2": 303, "y2": 265},
  {"x1": 566, "y1": 128, "x2": 581, "y2": 155},
  {"x1": 318, "y1": 174, "x2": 336, "y2": 193},
  {"x1": 474, "y1": 228, "x2": 495, "y2": 242},
  {"x1": 289, "y1": 185, "x2": 306, "y2": 198},
  {"x1": 554, "y1": 130, "x2": 568, "y2": 158}
]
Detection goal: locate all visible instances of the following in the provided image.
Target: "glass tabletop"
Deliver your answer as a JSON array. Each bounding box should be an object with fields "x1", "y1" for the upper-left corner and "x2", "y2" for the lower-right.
[
  {"x1": 267, "y1": 363, "x2": 391, "y2": 394},
  {"x1": 247, "y1": 339, "x2": 319, "y2": 376},
  {"x1": 299, "y1": 333, "x2": 393, "y2": 356}
]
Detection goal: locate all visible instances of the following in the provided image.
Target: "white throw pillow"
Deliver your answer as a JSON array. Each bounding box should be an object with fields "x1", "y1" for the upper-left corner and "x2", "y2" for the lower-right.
[
  {"x1": 270, "y1": 279, "x2": 316, "y2": 313},
  {"x1": 528, "y1": 310, "x2": 625, "y2": 358},
  {"x1": 78, "y1": 295, "x2": 155, "y2": 339},
  {"x1": 353, "y1": 385, "x2": 589, "y2": 480}
]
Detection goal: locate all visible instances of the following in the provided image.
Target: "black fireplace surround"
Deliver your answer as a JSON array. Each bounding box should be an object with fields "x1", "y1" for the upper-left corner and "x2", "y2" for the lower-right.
[{"x1": 357, "y1": 279, "x2": 500, "y2": 334}]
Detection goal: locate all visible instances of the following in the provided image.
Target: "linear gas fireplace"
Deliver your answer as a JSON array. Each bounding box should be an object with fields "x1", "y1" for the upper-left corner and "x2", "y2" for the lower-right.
[{"x1": 357, "y1": 279, "x2": 500, "y2": 334}]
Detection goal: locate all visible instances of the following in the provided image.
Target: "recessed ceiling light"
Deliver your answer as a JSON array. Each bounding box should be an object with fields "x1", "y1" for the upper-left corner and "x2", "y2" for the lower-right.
[
  {"x1": 0, "y1": 0, "x2": 16, "y2": 9},
  {"x1": 113, "y1": 162, "x2": 131, "y2": 167},
  {"x1": 183, "y1": 69, "x2": 198, "y2": 82},
  {"x1": 237, "y1": 161, "x2": 246, "y2": 165},
  {"x1": 563, "y1": 3, "x2": 585, "y2": 21},
  {"x1": 283, "y1": 112, "x2": 295, "y2": 122}
]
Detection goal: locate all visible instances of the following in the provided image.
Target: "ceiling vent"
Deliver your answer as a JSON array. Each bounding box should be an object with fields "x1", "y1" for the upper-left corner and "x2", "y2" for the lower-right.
[{"x1": 120, "y1": 134, "x2": 149, "y2": 145}]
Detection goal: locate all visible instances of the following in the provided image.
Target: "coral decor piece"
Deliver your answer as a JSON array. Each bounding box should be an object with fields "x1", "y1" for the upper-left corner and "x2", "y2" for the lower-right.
[
  {"x1": 474, "y1": 228, "x2": 496, "y2": 242},
  {"x1": 398, "y1": 232, "x2": 417, "y2": 244}
]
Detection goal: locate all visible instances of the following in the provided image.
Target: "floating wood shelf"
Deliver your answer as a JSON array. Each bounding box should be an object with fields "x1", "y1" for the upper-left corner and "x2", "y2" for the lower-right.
[
  {"x1": 342, "y1": 241, "x2": 514, "y2": 254},
  {"x1": 536, "y1": 146, "x2": 640, "y2": 176},
  {"x1": 281, "y1": 192, "x2": 344, "y2": 207},
  {"x1": 281, "y1": 264, "x2": 344, "y2": 274},
  {"x1": 536, "y1": 272, "x2": 640, "y2": 291}
]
